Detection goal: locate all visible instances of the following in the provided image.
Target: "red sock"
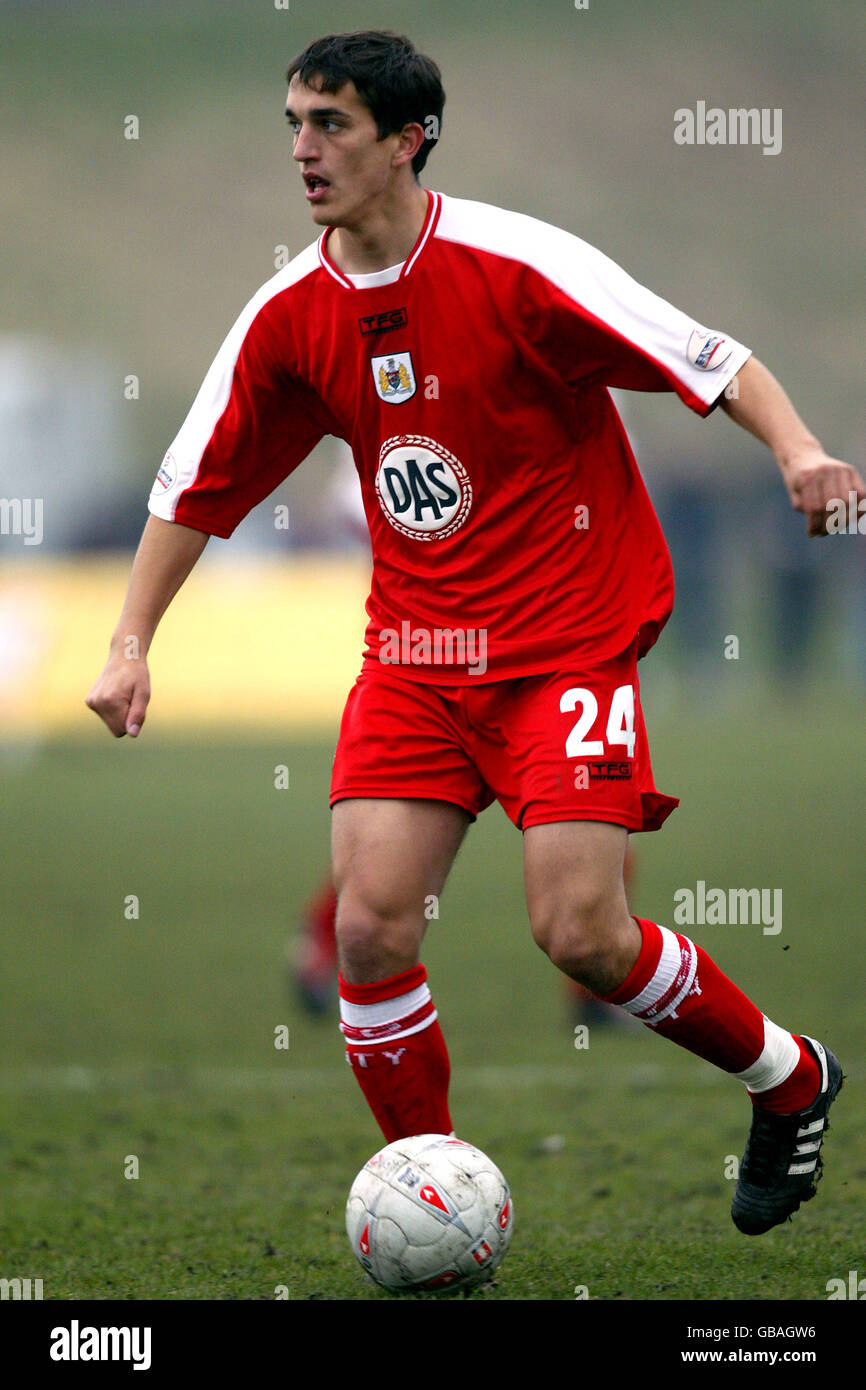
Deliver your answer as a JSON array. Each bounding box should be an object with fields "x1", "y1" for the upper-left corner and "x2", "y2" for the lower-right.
[
  {"x1": 602, "y1": 918, "x2": 821, "y2": 1112},
  {"x1": 339, "y1": 964, "x2": 453, "y2": 1142}
]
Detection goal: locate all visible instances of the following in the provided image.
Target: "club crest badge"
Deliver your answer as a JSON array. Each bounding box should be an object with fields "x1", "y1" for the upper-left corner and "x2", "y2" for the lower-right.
[{"x1": 372, "y1": 351, "x2": 416, "y2": 403}]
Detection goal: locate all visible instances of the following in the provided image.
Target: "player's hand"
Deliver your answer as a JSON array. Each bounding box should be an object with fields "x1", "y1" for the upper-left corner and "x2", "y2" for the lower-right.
[
  {"x1": 782, "y1": 449, "x2": 866, "y2": 537},
  {"x1": 85, "y1": 652, "x2": 151, "y2": 738}
]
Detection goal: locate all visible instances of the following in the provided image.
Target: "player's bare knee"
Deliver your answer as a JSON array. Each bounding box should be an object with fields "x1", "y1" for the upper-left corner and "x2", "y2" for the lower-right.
[
  {"x1": 529, "y1": 881, "x2": 614, "y2": 948},
  {"x1": 531, "y1": 918, "x2": 602, "y2": 979},
  {"x1": 529, "y1": 893, "x2": 635, "y2": 986},
  {"x1": 335, "y1": 908, "x2": 390, "y2": 974},
  {"x1": 335, "y1": 898, "x2": 420, "y2": 983}
]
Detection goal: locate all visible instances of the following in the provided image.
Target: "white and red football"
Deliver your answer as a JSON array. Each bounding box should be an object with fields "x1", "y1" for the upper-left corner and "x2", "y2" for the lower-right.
[{"x1": 346, "y1": 1133, "x2": 513, "y2": 1293}]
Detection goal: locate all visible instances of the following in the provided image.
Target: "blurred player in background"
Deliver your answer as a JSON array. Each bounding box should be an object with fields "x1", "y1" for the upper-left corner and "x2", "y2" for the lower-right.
[{"x1": 87, "y1": 31, "x2": 864, "y2": 1236}]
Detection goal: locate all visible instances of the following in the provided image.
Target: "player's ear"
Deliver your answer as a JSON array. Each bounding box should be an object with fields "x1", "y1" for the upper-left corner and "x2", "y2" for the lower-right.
[{"x1": 393, "y1": 122, "x2": 425, "y2": 171}]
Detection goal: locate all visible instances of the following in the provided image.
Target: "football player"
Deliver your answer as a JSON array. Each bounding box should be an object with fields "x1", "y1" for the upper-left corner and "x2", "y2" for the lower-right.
[{"x1": 87, "y1": 30, "x2": 863, "y2": 1235}]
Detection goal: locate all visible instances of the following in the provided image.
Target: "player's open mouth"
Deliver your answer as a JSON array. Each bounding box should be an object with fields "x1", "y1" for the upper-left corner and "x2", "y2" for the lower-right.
[{"x1": 304, "y1": 174, "x2": 331, "y2": 202}]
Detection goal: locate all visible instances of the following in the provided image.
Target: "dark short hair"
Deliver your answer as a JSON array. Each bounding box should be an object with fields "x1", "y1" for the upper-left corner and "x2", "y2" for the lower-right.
[{"x1": 286, "y1": 30, "x2": 444, "y2": 175}]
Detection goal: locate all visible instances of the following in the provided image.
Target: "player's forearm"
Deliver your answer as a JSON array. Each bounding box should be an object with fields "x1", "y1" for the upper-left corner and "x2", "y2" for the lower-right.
[
  {"x1": 720, "y1": 356, "x2": 822, "y2": 474},
  {"x1": 720, "y1": 354, "x2": 865, "y2": 536},
  {"x1": 109, "y1": 514, "x2": 209, "y2": 656}
]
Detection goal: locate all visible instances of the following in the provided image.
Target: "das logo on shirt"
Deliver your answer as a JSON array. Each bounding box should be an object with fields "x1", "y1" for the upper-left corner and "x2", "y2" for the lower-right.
[{"x1": 375, "y1": 435, "x2": 473, "y2": 541}]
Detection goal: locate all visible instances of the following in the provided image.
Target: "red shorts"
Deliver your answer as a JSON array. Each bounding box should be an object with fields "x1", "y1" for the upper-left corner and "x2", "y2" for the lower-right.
[{"x1": 330, "y1": 642, "x2": 678, "y2": 832}]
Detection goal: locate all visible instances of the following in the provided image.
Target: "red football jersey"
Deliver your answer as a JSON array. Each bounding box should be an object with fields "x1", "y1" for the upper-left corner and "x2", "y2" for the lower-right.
[{"x1": 149, "y1": 190, "x2": 750, "y2": 681}]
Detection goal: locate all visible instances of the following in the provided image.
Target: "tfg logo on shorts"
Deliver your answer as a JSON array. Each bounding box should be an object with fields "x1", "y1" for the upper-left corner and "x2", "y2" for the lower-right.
[{"x1": 375, "y1": 434, "x2": 472, "y2": 540}]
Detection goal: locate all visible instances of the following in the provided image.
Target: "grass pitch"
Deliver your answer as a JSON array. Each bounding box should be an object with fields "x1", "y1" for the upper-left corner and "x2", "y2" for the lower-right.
[{"x1": 1, "y1": 687, "x2": 864, "y2": 1302}]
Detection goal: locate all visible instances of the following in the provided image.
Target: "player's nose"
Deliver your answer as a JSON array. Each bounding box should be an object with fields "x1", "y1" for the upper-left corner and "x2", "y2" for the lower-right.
[{"x1": 292, "y1": 124, "x2": 318, "y2": 162}]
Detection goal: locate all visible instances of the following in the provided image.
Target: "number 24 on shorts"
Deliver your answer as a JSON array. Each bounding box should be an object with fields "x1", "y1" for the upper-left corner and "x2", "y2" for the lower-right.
[{"x1": 560, "y1": 684, "x2": 636, "y2": 758}]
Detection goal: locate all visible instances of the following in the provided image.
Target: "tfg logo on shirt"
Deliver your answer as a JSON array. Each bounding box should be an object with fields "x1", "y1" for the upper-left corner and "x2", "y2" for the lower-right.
[
  {"x1": 359, "y1": 307, "x2": 408, "y2": 336},
  {"x1": 375, "y1": 434, "x2": 472, "y2": 540}
]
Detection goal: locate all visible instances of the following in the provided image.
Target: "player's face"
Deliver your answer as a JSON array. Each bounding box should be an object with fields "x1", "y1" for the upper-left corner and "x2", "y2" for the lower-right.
[{"x1": 286, "y1": 76, "x2": 406, "y2": 229}]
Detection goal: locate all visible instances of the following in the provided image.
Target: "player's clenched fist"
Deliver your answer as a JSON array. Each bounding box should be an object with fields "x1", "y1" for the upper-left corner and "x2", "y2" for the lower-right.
[
  {"x1": 86, "y1": 651, "x2": 151, "y2": 738},
  {"x1": 784, "y1": 450, "x2": 866, "y2": 537}
]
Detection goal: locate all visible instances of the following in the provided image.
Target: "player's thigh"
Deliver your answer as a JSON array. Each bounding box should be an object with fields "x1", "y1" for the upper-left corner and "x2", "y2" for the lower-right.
[
  {"x1": 332, "y1": 796, "x2": 470, "y2": 925},
  {"x1": 523, "y1": 818, "x2": 630, "y2": 946}
]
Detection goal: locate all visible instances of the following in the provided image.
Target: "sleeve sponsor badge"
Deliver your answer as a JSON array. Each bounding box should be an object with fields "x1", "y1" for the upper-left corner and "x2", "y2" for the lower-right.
[
  {"x1": 151, "y1": 451, "x2": 177, "y2": 493},
  {"x1": 686, "y1": 328, "x2": 732, "y2": 371}
]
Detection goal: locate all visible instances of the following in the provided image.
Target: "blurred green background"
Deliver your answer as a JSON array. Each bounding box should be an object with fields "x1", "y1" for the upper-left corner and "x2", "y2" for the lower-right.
[
  {"x1": 1, "y1": 0, "x2": 864, "y2": 1303},
  {"x1": 2, "y1": 0, "x2": 864, "y2": 505}
]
